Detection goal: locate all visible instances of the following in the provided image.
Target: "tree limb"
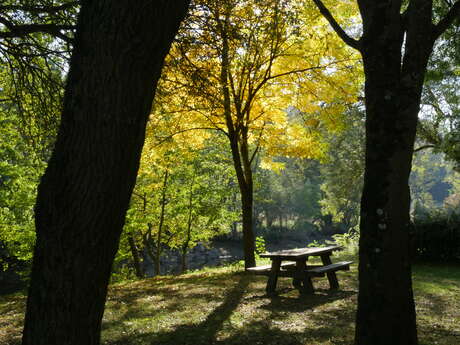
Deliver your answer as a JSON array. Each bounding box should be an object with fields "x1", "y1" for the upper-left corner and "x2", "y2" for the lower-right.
[
  {"x1": 0, "y1": 19, "x2": 75, "y2": 43},
  {"x1": 0, "y1": 2, "x2": 79, "y2": 14},
  {"x1": 153, "y1": 126, "x2": 227, "y2": 147},
  {"x1": 433, "y1": 0, "x2": 460, "y2": 39},
  {"x1": 311, "y1": 0, "x2": 362, "y2": 51},
  {"x1": 413, "y1": 144, "x2": 436, "y2": 153}
]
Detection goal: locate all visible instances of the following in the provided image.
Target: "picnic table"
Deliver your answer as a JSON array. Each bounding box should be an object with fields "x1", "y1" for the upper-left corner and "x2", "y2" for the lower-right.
[{"x1": 247, "y1": 245, "x2": 352, "y2": 295}]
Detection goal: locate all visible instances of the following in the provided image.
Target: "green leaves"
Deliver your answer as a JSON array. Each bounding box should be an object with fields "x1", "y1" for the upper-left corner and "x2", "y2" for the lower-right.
[
  {"x1": 0, "y1": 109, "x2": 45, "y2": 262},
  {"x1": 119, "y1": 133, "x2": 239, "y2": 274}
]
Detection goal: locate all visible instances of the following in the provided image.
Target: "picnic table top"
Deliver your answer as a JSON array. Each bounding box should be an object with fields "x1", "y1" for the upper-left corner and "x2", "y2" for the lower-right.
[{"x1": 259, "y1": 245, "x2": 341, "y2": 260}]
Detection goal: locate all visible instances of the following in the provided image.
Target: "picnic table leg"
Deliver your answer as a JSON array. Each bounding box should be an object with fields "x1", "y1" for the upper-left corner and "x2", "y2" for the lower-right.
[
  {"x1": 321, "y1": 254, "x2": 339, "y2": 289},
  {"x1": 295, "y1": 260, "x2": 314, "y2": 294},
  {"x1": 266, "y1": 259, "x2": 281, "y2": 295}
]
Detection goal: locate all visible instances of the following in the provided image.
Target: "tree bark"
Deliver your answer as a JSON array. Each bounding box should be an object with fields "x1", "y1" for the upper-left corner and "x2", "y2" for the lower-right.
[
  {"x1": 311, "y1": 0, "x2": 460, "y2": 344},
  {"x1": 354, "y1": 2, "x2": 436, "y2": 344},
  {"x1": 219, "y1": 9, "x2": 256, "y2": 269},
  {"x1": 22, "y1": 1, "x2": 189, "y2": 345},
  {"x1": 128, "y1": 236, "x2": 144, "y2": 278},
  {"x1": 180, "y1": 172, "x2": 195, "y2": 273},
  {"x1": 240, "y1": 176, "x2": 255, "y2": 267},
  {"x1": 155, "y1": 170, "x2": 169, "y2": 276}
]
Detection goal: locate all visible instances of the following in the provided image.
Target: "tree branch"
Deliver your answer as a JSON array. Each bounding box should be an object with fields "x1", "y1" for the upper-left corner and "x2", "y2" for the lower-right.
[
  {"x1": 0, "y1": 19, "x2": 75, "y2": 43},
  {"x1": 0, "y1": 2, "x2": 79, "y2": 14},
  {"x1": 433, "y1": 0, "x2": 460, "y2": 39},
  {"x1": 413, "y1": 144, "x2": 436, "y2": 152},
  {"x1": 153, "y1": 126, "x2": 227, "y2": 147},
  {"x1": 311, "y1": 0, "x2": 362, "y2": 51}
]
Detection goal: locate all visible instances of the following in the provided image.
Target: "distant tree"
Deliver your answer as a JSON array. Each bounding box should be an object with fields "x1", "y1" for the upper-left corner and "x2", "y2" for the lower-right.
[
  {"x1": 22, "y1": 2, "x2": 190, "y2": 345},
  {"x1": 417, "y1": 11, "x2": 460, "y2": 166},
  {"x1": 312, "y1": 1, "x2": 460, "y2": 344},
  {"x1": 159, "y1": 0, "x2": 360, "y2": 267},
  {"x1": 122, "y1": 131, "x2": 238, "y2": 276},
  {"x1": 0, "y1": 108, "x2": 44, "y2": 265},
  {"x1": 320, "y1": 107, "x2": 365, "y2": 232},
  {"x1": 0, "y1": 1, "x2": 77, "y2": 152},
  {"x1": 254, "y1": 158, "x2": 322, "y2": 231},
  {"x1": 410, "y1": 149, "x2": 459, "y2": 208},
  {"x1": 0, "y1": 0, "x2": 77, "y2": 269},
  {"x1": 320, "y1": 108, "x2": 459, "y2": 232}
]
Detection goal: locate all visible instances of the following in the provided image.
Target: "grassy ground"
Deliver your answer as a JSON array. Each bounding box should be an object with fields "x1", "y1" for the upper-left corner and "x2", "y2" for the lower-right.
[{"x1": 1, "y1": 255, "x2": 459, "y2": 345}]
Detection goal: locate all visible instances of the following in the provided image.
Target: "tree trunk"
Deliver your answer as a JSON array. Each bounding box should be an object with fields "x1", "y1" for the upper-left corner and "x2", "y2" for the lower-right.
[
  {"x1": 128, "y1": 236, "x2": 145, "y2": 278},
  {"x1": 240, "y1": 178, "x2": 256, "y2": 267},
  {"x1": 354, "y1": 2, "x2": 435, "y2": 344},
  {"x1": 22, "y1": 2, "x2": 189, "y2": 345},
  {"x1": 311, "y1": 1, "x2": 460, "y2": 344},
  {"x1": 143, "y1": 225, "x2": 159, "y2": 275},
  {"x1": 356, "y1": 88, "x2": 420, "y2": 345},
  {"x1": 155, "y1": 170, "x2": 169, "y2": 276},
  {"x1": 180, "y1": 173, "x2": 195, "y2": 273},
  {"x1": 219, "y1": 10, "x2": 255, "y2": 269}
]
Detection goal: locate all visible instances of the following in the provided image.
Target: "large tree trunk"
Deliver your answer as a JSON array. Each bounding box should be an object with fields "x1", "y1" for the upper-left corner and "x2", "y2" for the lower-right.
[
  {"x1": 354, "y1": 2, "x2": 435, "y2": 344},
  {"x1": 22, "y1": 2, "x2": 189, "y2": 345},
  {"x1": 312, "y1": 0, "x2": 460, "y2": 344},
  {"x1": 356, "y1": 83, "x2": 420, "y2": 345}
]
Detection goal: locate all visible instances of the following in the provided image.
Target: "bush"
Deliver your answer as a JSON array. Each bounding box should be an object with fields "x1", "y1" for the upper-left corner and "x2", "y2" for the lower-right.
[
  {"x1": 413, "y1": 210, "x2": 460, "y2": 262},
  {"x1": 327, "y1": 229, "x2": 359, "y2": 255}
]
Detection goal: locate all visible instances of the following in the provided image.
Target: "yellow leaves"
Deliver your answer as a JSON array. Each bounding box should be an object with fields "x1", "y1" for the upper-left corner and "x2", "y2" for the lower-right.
[
  {"x1": 305, "y1": 118, "x2": 320, "y2": 128},
  {"x1": 258, "y1": 112, "x2": 328, "y2": 165},
  {"x1": 260, "y1": 157, "x2": 285, "y2": 174},
  {"x1": 144, "y1": 0, "x2": 364, "y2": 175}
]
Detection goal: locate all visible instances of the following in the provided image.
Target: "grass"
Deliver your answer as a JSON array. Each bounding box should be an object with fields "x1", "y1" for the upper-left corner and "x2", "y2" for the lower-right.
[{"x1": 1, "y1": 255, "x2": 459, "y2": 345}]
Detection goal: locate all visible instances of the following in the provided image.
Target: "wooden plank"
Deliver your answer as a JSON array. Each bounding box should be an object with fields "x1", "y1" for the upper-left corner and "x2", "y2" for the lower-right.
[
  {"x1": 320, "y1": 254, "x2": 339, "y2": 289},
  {"x1": 295, "y1": 259, "x2": 314, "y2": 294},
  {"x1": 266, "y1": 259, "x2": 281, "y2": 295},
  {"x1": 307, "y1": 261, "x2": 352, "y2": 274},
  {"x1": 259, "y1": 246, "x2": 341, "y2": 260},
  {"x1": 246, "y1": 261, "x2": 296, "y2": 274}
]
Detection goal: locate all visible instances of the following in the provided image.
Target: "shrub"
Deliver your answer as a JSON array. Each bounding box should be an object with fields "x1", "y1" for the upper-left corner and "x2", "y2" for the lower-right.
[{"x1": 413, "y1": 210, "x2": 460, "y2": 262}]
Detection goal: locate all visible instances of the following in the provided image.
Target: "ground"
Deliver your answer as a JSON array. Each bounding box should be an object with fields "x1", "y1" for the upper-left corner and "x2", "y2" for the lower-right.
[{"x1": 1, "y1": 253, "x2": 459, "y2": 345}]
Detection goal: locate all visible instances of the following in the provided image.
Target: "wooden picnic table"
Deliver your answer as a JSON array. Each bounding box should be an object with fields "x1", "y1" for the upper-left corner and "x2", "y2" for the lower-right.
[{"x1": 247, "y1": 245, "x2": 352, "y2": 295}]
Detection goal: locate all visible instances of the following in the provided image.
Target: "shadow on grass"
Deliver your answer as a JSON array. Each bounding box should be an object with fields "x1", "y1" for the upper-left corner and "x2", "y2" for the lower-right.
[
  {"x1": 104, "y1": 274, "x2": 250, "y2": 345},
  {"x1": 260, "y1": 289, "x2": 356, "y2": 314},
  {"x1": 102, "y1": 272, "x2": 357, "y2": 345}
]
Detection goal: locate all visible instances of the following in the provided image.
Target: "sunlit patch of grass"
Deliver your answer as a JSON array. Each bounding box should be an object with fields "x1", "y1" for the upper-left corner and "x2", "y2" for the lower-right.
[
  {"x1": 413, "y1": 263, "x2": 460, "y2": 345},
  {"x1": 0, "y1": 293, "x2": 25, "y2": 345},
  {"x1": 0, "y1": 256, "x2": 459, "y2": 345}
]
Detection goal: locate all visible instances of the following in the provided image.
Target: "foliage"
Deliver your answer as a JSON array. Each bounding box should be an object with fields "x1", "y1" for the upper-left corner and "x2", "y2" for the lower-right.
[
  {"x1": 319, "y1": 106, "x2": 460, "y2": 233},
  {"x1": 0, "y1": 109, "x2": 45, "y2": 264},
  {"x1": 254, "y1": 157, "x2": 323, "y2": 232},
  {"x1": 413, "y1": 209, "x2": 460, "y2": 262},
  {"x1": 410, "y1": 148, "x2": 460, "y2": 209},
  {"x1": 254, "y1": 236, "x2": 266, "y2": 255},
  {"x1": 119, "y1": 131, "x2": 239, "y2": 275},
  {"x1": 152, "y1": 0, "x2": 360, "y2": 267},
  {"x1": 319, "y1": 107, "x2": 365, "y2": 231},
  {"x1": 417, "y1": 8, "x2": 460, "y2": 167},
  {"x1": 0, "y1": 0, "x2": 77, "y2": 154},
  {"x1": 0, "y1": 1, "x2": 76, "y2": 265},
  {"x1": 158, "y1": 0, "x2": 361, "y2": 163},
  {"x1": 327, "y1": 231, "x2": 359, "y2": 255},
  {"x1": 307, "y1": 239, "x2": 326, "y2": 248}
]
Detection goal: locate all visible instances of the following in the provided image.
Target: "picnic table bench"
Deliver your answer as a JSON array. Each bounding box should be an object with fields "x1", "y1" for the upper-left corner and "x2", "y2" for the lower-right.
[{"x1": 246, "y1": 245, "x2": 352, "y2": 295}]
